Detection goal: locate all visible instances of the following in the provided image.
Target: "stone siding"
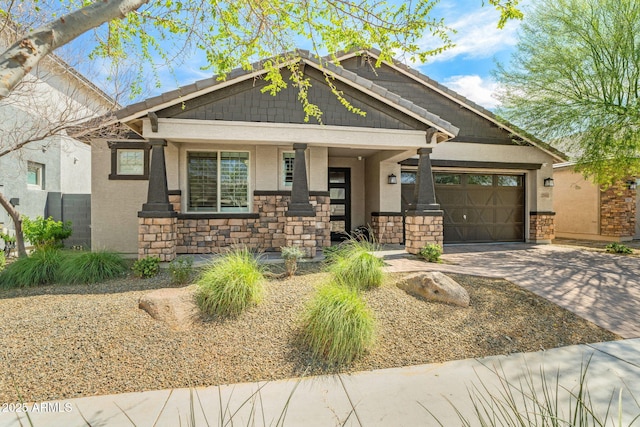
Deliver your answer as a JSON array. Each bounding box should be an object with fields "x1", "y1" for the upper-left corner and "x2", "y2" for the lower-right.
[
  {"x1": 138, "y1": 217, "x2": 177, "y2": 261},
  {"x1": 371, "y1": 213, "x2": 404, "y2": 244},
  {"x1": 404, "y1": 213, "x2": 443, "y2": 254},
  {"x1": 600, "y1": 182, "x2": 636, "y2": 238},
  {"x1": 529, "y1": 212, "x2": 555, "y2": 242},
  {"x1": 174, "y1": 193, "x2": 330, "y2": 254}
]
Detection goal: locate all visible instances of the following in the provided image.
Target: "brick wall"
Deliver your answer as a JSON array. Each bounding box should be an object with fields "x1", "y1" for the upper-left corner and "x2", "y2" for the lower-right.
[
  {"x1": 371, "y1": 213, "x2": 404, "y2": 244},
  {"x1": 404, "y1": 213, "x2": 443, "y2": 254},
  {"x1": 600, "y1": 182, "x2": 636, "y2": 238},
  {"x1": 529, "y1": 212, "x2": 555, "y2": 242},
  {"x1": 174, "y1": 193, "x2": 330, "y2": 254}
]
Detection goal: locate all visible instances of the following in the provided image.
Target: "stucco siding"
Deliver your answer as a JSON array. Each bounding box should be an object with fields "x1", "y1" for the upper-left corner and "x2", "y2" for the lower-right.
[
  {"x1": 553, "y1": 168, "x2": 600, "y2": 237},
  {"x1": 91, "y1": 140, "x2": 147, "y2": 254}
]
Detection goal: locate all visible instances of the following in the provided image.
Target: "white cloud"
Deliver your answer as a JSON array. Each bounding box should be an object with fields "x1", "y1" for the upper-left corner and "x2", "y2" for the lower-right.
[
  {"x1": 421, "y1": 8, "x2": 520, "y2": 63},
  {"x1": 442, "y1": 75, "x2": 501, "y2": 110}
]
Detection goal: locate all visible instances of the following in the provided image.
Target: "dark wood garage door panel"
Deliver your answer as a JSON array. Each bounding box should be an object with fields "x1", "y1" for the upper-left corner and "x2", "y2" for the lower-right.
[{"x1": 435, "y1": 173, "x2": 525, "y2": 243}]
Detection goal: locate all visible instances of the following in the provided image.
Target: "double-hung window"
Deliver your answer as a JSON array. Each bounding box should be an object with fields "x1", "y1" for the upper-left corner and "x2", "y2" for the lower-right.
[{"x1": 188, "y1": 151, "x2": 249, "y2": 212}]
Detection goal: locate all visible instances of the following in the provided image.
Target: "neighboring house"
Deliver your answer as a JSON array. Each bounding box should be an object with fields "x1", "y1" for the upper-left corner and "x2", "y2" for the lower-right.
[
  {"x1": 553, "y1": 162, "x2": 638, "y2": 241},
  {"x1": 0, "y1": 27, "x2": 116, "y2": 250},
  {"x1": 90, "y1": 50, "x2": 564, "y2": 260}
]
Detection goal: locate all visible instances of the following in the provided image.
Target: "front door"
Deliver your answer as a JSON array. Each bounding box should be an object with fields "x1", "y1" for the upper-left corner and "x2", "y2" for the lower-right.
[{"x1": 329, "y1": 168, "x2": 351, "y2": 241}]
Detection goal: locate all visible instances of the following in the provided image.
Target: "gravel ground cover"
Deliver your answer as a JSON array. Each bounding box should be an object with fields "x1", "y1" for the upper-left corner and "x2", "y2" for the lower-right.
[{"x1": 0, "y1": 265, "x2": 618, "y2": 403}]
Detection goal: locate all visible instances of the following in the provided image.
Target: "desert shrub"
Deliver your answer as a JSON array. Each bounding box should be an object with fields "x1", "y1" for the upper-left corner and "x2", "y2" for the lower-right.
[
  {"x1": 0, "y1": 251, "x2": 5, "y2": 272},
  {"x1": 300, "y1": 282, "x2": 375, "y2": 365},
  {"x1": 58, "y1": 250, "x2": 127, "y2": 284},
  {"x1": 328, "y1": 240, "x2": 384, "y2": 290},
  {"x1": 132, "y1": 255, "x2": 161, "y2": 278},
  {"x1": 323, "y1": 244, "x2": 350, "y2": 265},
  {"x1": 419, "y1": 243, "x2": 442, "y2": 263},
  {"x1": 196, "y1": 248, "x2": 265, "y2": 317},
  {"x1": 22, "y1": 216, "x2": 72, "y2": 249},
  {"x1": 605, "y1": 242, "x2": 633, "y2": 254},
  {"x1": 168, "y1": 256, "x2": 194, "y2": 284},
  {"x1": 0, "y1": 248, "x2": 62, "y2": 288},
  {"x1": 281, "y1": 246, "x2": 306, "y2": 277}
]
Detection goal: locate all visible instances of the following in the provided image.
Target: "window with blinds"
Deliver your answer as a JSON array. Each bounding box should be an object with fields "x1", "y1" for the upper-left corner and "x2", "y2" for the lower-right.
[{"x1": 187, "y1": 151, "x2": 249, "y2": 212}]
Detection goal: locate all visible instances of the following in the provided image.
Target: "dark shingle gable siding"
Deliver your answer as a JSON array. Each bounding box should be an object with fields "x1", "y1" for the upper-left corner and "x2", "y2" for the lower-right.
[
  {"x1": 341, "y1": 57, "x2": 515, "y2": 145},
  {"x1": 156, "y1": 67, "x2": 425, "y2": 131}
]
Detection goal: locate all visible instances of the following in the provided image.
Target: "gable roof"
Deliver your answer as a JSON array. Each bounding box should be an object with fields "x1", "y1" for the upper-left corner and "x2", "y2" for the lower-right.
[
  {"x1": 114, "y1": 50, "x2": 459, "y2": 138},
  {"x1": 332, "y1": 49, "x2": 567, "y2": 162}
]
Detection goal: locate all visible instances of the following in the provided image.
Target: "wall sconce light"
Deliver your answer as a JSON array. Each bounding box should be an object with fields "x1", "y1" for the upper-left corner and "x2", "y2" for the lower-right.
[
  {"x1": 9, "y1": 198, "x2": 19, "y2": 207},
  {"x1": 627, "y1": 180, "x2": 638, "y2": 190},
  {"x1": 543, "y1": 177, "x2": 554, "y2": 187},
  {"x1": 388, "y1": 174, "x2": 397, "y2": 184}
]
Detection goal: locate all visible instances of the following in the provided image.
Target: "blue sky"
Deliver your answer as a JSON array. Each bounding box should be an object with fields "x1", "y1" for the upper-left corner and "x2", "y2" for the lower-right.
[
  {"x1": 416, "y1": 0, "x2": 523, "y2": 110},
  {"x1": 81, "y1": 0, "x2": 523, "y2": 110},
  {"x1": 172, "y1": 0, "x2": 521, "y2": 110}
]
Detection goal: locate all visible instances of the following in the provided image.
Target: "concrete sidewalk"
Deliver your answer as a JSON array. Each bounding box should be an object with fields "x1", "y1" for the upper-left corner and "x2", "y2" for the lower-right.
[{"x1": 2, "y1": 339, "x2": 640, "y2": 427}]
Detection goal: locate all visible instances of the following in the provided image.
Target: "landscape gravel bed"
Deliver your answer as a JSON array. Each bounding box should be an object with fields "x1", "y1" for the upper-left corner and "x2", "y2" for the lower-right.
[{"x1": 0, "y1": 267, "x2": 618, "y2": 403}]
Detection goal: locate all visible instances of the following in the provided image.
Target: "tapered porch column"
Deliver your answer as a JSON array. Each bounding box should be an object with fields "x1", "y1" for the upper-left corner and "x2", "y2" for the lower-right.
[
  {"x1": 138, "y1": 139, "x2": 177, "y2": 261},
  {"x1": 286, "y1": 143, "x2": 315, "y2": 217},
  {"x1": 405, "y1": 147, "x2": 444, "y2": 254},
  {"x1": 285, "y1": 143, "x2": 317, "y2": 257}
]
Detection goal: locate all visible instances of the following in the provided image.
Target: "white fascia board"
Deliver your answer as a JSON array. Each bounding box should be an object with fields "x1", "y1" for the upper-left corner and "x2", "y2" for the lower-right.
[{"x1": 142, "y1": 118, "x2": 430, "y2": 149}]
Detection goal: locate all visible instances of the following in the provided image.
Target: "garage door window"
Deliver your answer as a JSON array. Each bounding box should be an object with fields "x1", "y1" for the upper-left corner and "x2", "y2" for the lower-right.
[
  {"x1": 435, "y1": 174, "x2": 461, "y2": 185},
  {"x1": 467, "y1": 175, "x2": 492, "y2": 186},
  {"x1": 498, "y1": 175, "x2": 523, "y2": 187}
]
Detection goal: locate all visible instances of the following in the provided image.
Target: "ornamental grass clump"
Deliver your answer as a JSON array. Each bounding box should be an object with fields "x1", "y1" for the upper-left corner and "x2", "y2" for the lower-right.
[
  {"x1": 0, "y1": 248, "x2": 62, "y2": 288},
  {"x1": 329, "y1": 240, "x2": 384, "y2": 290},
  {"x1": 57, "y1": 250, "x2": 127, "y2": 284},
  {"x1": 300, "y1": 282, "x2": 375, "y2": 365},
  {"x1": 197, "y1": 248, "x2": 265, "y2": 317}
]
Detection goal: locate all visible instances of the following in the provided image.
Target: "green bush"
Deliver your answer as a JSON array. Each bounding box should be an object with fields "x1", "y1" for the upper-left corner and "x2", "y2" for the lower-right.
[
  {"x1": 57, "y1": 250, "x2": 127, "y2": 284},
  {"x1": 168, "y1": 256, "x2": 194, "y2": 284},
  {"x1": 0, "y1": 251, "x2": 5, "y2": 272},
  {"x1": 22, "y1": 216, "x2": 72, "y2": 249},
  {"x1": 0, "y1": 248, "x2": 62, "y2": 288},
  {"x1": 605, "y1": 242, "x2": 633, "y2": 254},
  {"x1": 300, "y1": 282, "x2": 375, "y2": 365},
  {"x1": 196, "y1": 248, "x2": 265, "y2": 317},
  {"x1": 328, "y1": 240, "x2": 384, "y2": 290},
  {"x1": 132, "y1": 256, "x2": 161, "y2": 278},
  {"x1": 419, "y1": 243, "x2": 442, "y2": 263}
]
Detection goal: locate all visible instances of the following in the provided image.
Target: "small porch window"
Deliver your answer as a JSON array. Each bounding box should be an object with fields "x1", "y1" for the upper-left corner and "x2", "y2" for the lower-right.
[
  {"x1": 108, "y1": 141, "x2": 150, "y2": 180},
  {"x1": 188, "y1": 151, "x2": 249, "y2": 212},
  {"x1": 282, "y1": 152, "x2": 295, "y2": 188}
]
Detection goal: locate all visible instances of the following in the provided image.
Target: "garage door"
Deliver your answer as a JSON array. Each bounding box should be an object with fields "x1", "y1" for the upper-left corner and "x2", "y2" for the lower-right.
[{"x1": 402, "y1": 172, "x2": 525, "y2": 243}]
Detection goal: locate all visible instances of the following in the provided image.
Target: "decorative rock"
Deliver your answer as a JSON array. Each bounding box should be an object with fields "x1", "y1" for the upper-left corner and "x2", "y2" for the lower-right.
[
  {"x1": 397, "y1": 271, "x2": 470, "y2": 307},
  {"x1": 139, "y1": 286, "x2": 199, "y2": 330}
]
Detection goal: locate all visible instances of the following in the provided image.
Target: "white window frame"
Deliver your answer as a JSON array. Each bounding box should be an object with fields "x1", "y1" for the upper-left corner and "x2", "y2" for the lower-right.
[
  {"x1": 27, "y1": 162, "x2": 44, "y2": 189},
  {"x1": 281, "y1": 151, "x2": 295, "y2": 189}
]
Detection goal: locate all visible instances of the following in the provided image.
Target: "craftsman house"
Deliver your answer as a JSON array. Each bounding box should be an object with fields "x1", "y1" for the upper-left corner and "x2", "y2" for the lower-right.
[{"x1": 90, "y1": 50, "x2": 564, "y2": 260}]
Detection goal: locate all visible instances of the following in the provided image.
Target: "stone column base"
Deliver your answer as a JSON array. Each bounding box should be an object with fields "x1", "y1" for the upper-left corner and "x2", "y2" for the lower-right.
[
  {"x1": 284, "y1": 216, "x2": 317, "y2": 257},
  {"x1": 529, "y1": 212, "x2": 555, "y2": 243},
  {"x1": 404, "y1": 212, "x2": 443, "y2": 254},
  {"x1": 371, "y1": 213, "x2": 404, "y2": 244},
  {"x1": 138, "y1": 216, "x2": 178, "y2": 261}
]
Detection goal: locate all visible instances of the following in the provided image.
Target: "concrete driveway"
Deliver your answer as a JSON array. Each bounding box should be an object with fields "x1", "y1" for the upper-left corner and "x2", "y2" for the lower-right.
[{"x1": 383, "y1": 243, "x2": 640, "y2": 339}]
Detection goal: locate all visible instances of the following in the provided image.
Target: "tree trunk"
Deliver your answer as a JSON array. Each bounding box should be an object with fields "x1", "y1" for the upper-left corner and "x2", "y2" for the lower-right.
[
  {"x1": 0, "y1": 0, "x2": 149, "y2": 98},
  {"x1": 0, "y1": 193, "x2": 26, "y2": 257}
]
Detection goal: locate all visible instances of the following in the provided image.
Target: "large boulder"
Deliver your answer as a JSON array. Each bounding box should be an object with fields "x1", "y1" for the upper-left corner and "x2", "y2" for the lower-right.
[
  {"x1": 397, "y1": 271, "x2": 470, "y2": 307},
  {"x1": 139, "y1": 286, "x2": 199, "y2": 330}
]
